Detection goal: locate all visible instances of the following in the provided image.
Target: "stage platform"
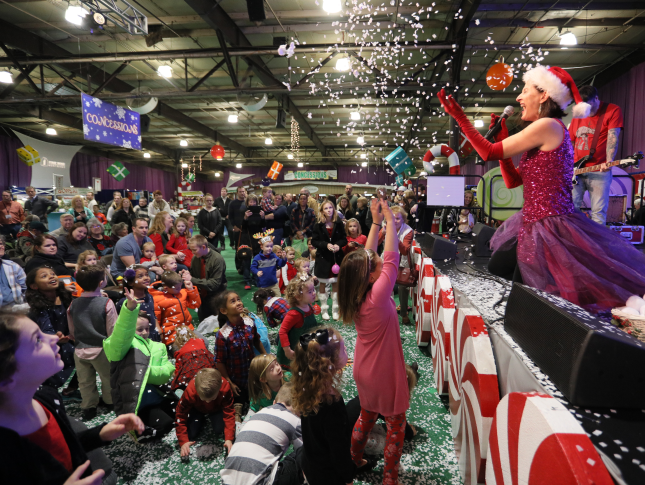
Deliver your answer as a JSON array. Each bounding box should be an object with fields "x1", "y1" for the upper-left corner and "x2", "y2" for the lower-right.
[{"x1": 414, "y1": 233, "x2": 645, "y2": 485}]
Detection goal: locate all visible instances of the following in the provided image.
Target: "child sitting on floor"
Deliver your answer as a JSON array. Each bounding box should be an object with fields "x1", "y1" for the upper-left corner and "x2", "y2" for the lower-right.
[
  {"x1": 214, "y1": 290, "x2": 268, "y2": 421},
  {"x1": 252, "y1": 288, "x2": 290, "y2": 328},
  {"x1": 170, "y1": 326, "x2": 215, "y2": 391},
  {"x1": 153, "y1": 271, "x2": 201, "y2": 347},
  {"x1": 158, "y1": 254, "x2": 178, "y2": 273},
  {"x1": 251, "y1": 231, "x2": 286, "y2": 297},
  {"x1": 69, "y1": 250, "x2": 100, "y2": 297},
  {"x1": 176, "y1": 368, "x2": 236, "y2": 459},
  {"x1": 277, "y1": 273, "x2": 318, "y2": 368},
  {"x1": 248, "y1": 354, "x2": 288, "y2": 414},
  {"x1": 103, "y1": 289, "x2": 177, "y2": 439},
  {"x1": 221, "y1": 383, "x2": 304, "y2": 485},
  {"x1": 278, "y1": 246, "x2": 298, "y2": 294},
  {"x1": 291, "y1": 327, "x2": 355, "y2": 485},
  {"x1": 140, "y1": 242, "x2": 157, "y2": 264}
]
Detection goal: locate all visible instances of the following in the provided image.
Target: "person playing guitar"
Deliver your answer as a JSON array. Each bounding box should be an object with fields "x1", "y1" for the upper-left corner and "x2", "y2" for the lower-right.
[{"x1": 568, "y1": 86, "x2": 623, "y2": 225}]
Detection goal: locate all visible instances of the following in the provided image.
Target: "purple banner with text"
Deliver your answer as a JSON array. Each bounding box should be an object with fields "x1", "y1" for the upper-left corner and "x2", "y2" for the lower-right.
[{"x1": 82, "y1": 93, "x2": 141, "y2": 150}]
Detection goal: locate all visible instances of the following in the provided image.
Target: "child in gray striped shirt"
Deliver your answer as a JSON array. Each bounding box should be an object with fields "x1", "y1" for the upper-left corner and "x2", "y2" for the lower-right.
[{"x1": 221, "y1": 382, "x2": 304, "y2": 485}]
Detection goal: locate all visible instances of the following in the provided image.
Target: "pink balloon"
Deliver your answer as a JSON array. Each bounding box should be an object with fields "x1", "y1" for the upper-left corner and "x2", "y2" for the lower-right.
[{"x1": 332, "y1": 264, "x2": 340, "y2": 274}]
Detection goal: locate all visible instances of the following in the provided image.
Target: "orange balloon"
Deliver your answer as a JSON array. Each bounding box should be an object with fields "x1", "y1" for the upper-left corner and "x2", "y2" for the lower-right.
[{"x1": 486, "y1": 63, "x2": 514, "y2": 91}]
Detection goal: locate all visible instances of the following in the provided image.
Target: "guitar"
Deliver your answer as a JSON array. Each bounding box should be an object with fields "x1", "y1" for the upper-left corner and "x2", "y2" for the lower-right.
[{"x1": 572, "y1": 152, "x2": 644, "y2": 185}]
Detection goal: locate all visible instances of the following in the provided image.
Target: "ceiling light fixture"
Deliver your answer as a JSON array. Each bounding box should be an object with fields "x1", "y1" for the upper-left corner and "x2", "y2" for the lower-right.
[
  {"x1": 287, "y1": 153, "x2": 294, "y2": 159},
  {"x1": 228, "y1": 114, "x2": 238, "y2": 123},
  {"x1": 265, "y1": 137, "x2": 273, "y2": 145},
  {"x1": 335, "y1": 57, "x2": 351, "y2": 71},
  {"x1": 236, "y1": 163, "x2": 242, "y2": 168},
  {"x1": 65, "y1": 4, "x2": 89, "y2": 26},
  {"x1": 215, "y1": 172, "x2": 221, "y2": 177},
  {"x1": 298, "y1": 162, "x2": 304, "y2": 167},
  {"x1": 361, "y1": 162, "x2": 368, "y2": 167},
  {"x1": 357, "y1": 134, "x2": 365, "y2": 145},
  {"x1": 322, "y1": 0, "x2": 342, "y2": 13},
  {"x1": 350, "y1": 111, "x2": 361, "y2": 120},
  {"x1": 180, "y1": 139, "x2": 188, "y2": 147},
  {"x1": 46, "y1": 127, "x2": 57, "y2": 135},
  {"x1": 143, "y1": 152, "x2": 151, "y2": 158},
  {"x1": 559, "y1": 32, "x2": 577, "y2": 46},
  {"x1": 474, "y1": 119, "x2": 484, "y2": 128},
  {"x1": 181, "y1": 163, "x2": 188, "y2": 168},
  {"x1": 157, "y1": 65, "x2": 173, "y2": 78},
  {"x1": 0, "y1": 71, "x2": 12, "y2": 84}
]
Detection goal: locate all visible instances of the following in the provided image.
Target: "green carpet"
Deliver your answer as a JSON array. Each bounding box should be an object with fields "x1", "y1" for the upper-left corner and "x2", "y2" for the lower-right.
[{"x1": 64, "y1": 247, "x2": 461, "y2": 484}]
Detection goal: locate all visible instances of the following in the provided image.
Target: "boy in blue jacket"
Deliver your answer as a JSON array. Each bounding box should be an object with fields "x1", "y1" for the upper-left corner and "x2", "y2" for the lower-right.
[{"x1": 251, "y1": 231, "x2": 286, "y2": 295}]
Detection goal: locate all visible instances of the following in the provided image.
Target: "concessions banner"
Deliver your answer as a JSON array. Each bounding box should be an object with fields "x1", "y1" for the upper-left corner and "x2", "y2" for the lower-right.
[
  {"x1": 284, "y1": 170, "x2": 337, "y2": 181},
  {"x1": 82, "y1": 93, "x2": 141, "y2": 150}
]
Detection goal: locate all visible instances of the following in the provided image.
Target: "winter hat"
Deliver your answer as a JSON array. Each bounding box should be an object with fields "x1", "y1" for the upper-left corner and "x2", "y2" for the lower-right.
[{"x1": 523, "y1": 65, "x2": 591, "y2": 118}]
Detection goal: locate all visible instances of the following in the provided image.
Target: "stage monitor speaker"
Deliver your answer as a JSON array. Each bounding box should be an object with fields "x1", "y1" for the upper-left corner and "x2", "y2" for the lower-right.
[
  {"x1": 473, "y1": 223, "x2": 495, "y2": 257},
  {"x1": 505, "y1": 283, "x2": 645, "y2": 409},
  {"x1": 415, "y1": 203, "x2": 437, "y2": 233},
  {"x1": 140, "y1": 114, "x2": 150, "y2": 133},
  {"x1": 246, "y1": 0, "x2": 266, "y2": 22},
  {"x1": 414, "y1": 233, "x2": 457, "y2": 261}
]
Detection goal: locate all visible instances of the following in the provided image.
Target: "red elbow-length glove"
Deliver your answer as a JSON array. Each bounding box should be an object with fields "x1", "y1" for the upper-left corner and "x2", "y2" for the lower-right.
[{"x1": 438, "y1": 89, "x2": 522, "y2": 188}]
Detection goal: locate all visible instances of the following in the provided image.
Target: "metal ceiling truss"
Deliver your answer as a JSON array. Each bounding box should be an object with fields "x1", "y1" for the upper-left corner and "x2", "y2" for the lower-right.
[{"x1": 81, "y1": 0, "x2": 148, "y2": 35}]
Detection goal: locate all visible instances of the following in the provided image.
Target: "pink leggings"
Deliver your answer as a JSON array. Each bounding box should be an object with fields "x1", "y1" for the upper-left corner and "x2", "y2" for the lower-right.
[{"x1": 351, "y1": 408, "x2": 406, "y2": 485}]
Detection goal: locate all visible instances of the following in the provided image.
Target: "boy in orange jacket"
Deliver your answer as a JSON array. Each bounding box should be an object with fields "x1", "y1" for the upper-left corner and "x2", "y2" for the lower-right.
[
  {"x1": 153, "y1": 270, "x2": 201, "y2": 347},
  {"x1": 176, "y1": 368, "x2": 236, "y2": 458}
]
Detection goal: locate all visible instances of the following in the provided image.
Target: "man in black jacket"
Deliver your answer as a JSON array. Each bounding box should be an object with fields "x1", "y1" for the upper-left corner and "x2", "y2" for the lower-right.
[
  {"x1": 197, "y1": 193, "x2": 224, "y2": 249},
  {"x1": 228, "y1": 186, "x2": 247, "y2": 272},
  {"x1": 214, "y1": 187, "x2": 233, "y2": 249},
  {"x1": 24, "y1": 186, "x2": 58, "y2": 229}
]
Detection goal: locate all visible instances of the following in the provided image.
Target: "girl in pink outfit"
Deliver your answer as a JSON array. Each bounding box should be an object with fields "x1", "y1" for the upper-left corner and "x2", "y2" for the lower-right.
[{"x1": 338, "y1": 199, "x2": 409, "y2": 485}]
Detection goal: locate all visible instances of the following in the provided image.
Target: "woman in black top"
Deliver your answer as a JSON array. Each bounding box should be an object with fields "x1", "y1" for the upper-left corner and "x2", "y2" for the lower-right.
[
  {"x1": 197, "y1": 193, "x2": 223, "y2": 249},
  {"x1": 337, "y1": 195, "x2": 355, "y2": 221},
  {"x1": 25, "y1": 234, "x2": 73, "y2": 276},
  {"x1": 110, "y1": 197, "x2": 136, "y2": 233},
  {"x1": 242, "y1": 194, "x2": 266, "y2": 255},
  {"x1": 86, "y1": 217, "x2": 113, "y2": 256},
  {"x1": 56, "y1": 223, "x2": 94, "y2": 270},
  {"x1": 0, "y1": 311, "x2": 145, "y2": 485}
]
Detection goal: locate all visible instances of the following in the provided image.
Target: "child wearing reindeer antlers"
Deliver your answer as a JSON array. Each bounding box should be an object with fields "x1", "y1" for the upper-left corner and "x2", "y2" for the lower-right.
[{"x1": 251, "y1": 229, "x2": 287, "y2": 296}]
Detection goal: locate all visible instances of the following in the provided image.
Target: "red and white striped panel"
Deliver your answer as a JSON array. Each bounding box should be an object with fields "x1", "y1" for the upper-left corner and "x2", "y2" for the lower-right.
[
  {"x1": 449, "y1": 305, "x2": 499, "y2": 484},
  {"x1": 410, "y1": 240, "x2": 423, "y2": 320},
  {"x1": 487, "y1": 392, "x2": 613, "y2": 485},
  {"x1": 430, "y1": 275, "x2": 455, "y2": 394},
  {"x1": 415, "y1": 257, "x2": 435, "y2": 347}
]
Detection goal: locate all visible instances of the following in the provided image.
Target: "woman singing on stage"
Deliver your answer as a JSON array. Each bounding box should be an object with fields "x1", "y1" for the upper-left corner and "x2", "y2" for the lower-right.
[{"x1": 439, "y1": 65, "x2": 645, "y2": 311}]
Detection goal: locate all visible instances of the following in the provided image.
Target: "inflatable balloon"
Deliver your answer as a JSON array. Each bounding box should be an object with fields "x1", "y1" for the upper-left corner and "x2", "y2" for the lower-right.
[
  {"x1": 332, "y1": 264, "x2": 340, "y2": 275},
  {"x1": 486, "y1": 62, "x2": 514, "y2": 91},
  {"x1": 313, "y1": 304, "x2": 321, "y2": 315},
  {"x1": 210, "y1": 144, "x2": 225, "y2": 160}
]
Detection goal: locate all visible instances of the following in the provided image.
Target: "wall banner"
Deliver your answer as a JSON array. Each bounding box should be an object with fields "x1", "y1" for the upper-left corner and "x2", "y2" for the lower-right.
[
  {"x1": 82, "y1": 93, "x2": 141, "y2": 150},
  {"x1": 284, "y1": 170, "x2": 337, "y2": 181}
]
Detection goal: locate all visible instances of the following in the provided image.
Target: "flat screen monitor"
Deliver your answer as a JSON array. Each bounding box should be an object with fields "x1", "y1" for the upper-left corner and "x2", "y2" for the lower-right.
[{"x1": 426, "y1": 176, "x2": 465, "y2": 206}]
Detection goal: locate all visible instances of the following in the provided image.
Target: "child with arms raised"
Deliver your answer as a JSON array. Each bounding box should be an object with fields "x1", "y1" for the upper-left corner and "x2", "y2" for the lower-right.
[
  {"x1": 291, "y1": 327, "x2": 355, "y2": 485},
  {"x1": 213, "y1": 290, "x2": 267, "y2": 422},
  {"x1": 0, "y1": 311, "x2": 145, "y2": 485},
  {"x1": 338, "y1": 199, "x2": 408, "y2": 485},
  {"x1": 116, "y1": 265, "x2": 160, "y2": 342},
  {"x1": 176, "y1": 368, "x2": 235, "y2": 459},
  {"x1": 103, "y1": 289, "x2": 177, "y2": 439},
  {"x1": 277, "y1": 273, "x2": 318, "y2": 368}
]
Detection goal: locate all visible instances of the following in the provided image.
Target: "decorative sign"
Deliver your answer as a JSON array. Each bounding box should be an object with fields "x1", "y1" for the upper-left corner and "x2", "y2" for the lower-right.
[
  {"x1": 15, "y1": 132, "x2": 81, "y2": 188},
  {"x1": 284, "y1": 170, "x2": 337, "y2": 181},
  {"x1": 107, "y1": 161, "x2": 130, "y2": 181},
  {"x1": 55, "y1": 187, "x2": 92, "y2": 196},
  {"x1": 181, "y1": 191, "x2": 203, "y2": 197},
  {"x1": 226, "y1": 171, "x2": 254, "y2": 188},
  {"x1": 302, "y1": 185, "x2": 319, "y2": 194},
  {"x1": 92, "y1": 177, "x2": 101, "y2": 193},
  {"x1": 82, "y1": 93, "x2": 142, "y2": 150}
]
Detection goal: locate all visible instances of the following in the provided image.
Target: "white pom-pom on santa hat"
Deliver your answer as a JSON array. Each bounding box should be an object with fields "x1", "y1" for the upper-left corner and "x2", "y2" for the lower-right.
[{"x1": 523, "y1": 65, "x2": 591, "y2": 118}]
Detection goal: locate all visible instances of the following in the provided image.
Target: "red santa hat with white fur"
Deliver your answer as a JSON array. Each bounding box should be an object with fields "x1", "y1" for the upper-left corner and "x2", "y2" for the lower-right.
[{"x1": 523, "y1": 65, "x2": 591, "y2": 119}]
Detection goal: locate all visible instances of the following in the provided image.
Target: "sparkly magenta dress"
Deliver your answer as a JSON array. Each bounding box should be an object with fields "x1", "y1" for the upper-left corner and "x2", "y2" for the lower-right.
[{"x1": 490, "y1": 120, "x2": 645, "y2": 311}]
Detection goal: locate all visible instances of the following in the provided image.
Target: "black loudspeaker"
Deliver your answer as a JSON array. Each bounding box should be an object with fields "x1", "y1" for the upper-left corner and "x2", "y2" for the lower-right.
[
  {"x1": 473, "y1": 223, "x2": 496, "y2": 257},
  {"x1": 246, "y1": 0, "x2": 266, "y2": 22},
  {"x1": 505, "y1": 283, "x2": 645, "y2": 409},
  {"x1": 140, "y1": 114, "x2": 150, "y2": 133},
  {"x1": 414, "y1": 233, "x2": 457, "y2": 261}
]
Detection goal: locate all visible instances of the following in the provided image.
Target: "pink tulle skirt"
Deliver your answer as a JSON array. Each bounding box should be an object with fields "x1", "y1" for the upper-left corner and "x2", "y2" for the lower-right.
[{"x1": 490, "y1": 211, "x2": 645, "y2": 311}]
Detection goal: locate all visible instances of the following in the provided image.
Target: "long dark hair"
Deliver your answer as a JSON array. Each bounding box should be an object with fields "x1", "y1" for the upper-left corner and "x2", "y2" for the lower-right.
[
  {"x1": 214, "y1": 290, "x2": 237, "y2": 327},
  {"x1": 31, "y1": 234, "x2": 58, "y2": 258},
  {"x1": 25, "y1": 267, "x2": 72, "y2": 312},
  {"x1": 0, "y1": 311, "x2": 22, "y2": 401},
  {"x1": 65, "y1": 222, "x2": 88, "y2": 247}
]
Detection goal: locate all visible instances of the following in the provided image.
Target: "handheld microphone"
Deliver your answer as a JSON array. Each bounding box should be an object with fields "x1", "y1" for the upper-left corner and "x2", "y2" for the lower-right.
[{"x1": 483, "y1": 105, "x2": 515, "y2": 141}]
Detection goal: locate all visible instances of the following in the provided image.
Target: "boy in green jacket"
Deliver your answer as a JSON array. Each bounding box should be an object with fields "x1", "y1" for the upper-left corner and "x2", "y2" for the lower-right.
[{"x1": 103, "y1": 288, "x2": 177, "y2": 439}]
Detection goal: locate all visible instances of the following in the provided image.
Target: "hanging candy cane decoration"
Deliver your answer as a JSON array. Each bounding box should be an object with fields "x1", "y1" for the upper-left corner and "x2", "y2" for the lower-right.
[
  {"x1": 449, "y1": 301, "x2": 499, "y2": 485},
  {"x1": 423, "y1": 144, "x2": 461, "y2": 175},
  {"x1": 410, "y1": 240, "x2": 423, "y2": 321},
  {"x1": 177, "y1": 180, "x2": 192, "y2": 208},
  {"x1": 487, "y1": 392, "x2": 613, "y2": 485},
  {"x1": 415, "y1": 257, "x2": 436, "y2": 346}
]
